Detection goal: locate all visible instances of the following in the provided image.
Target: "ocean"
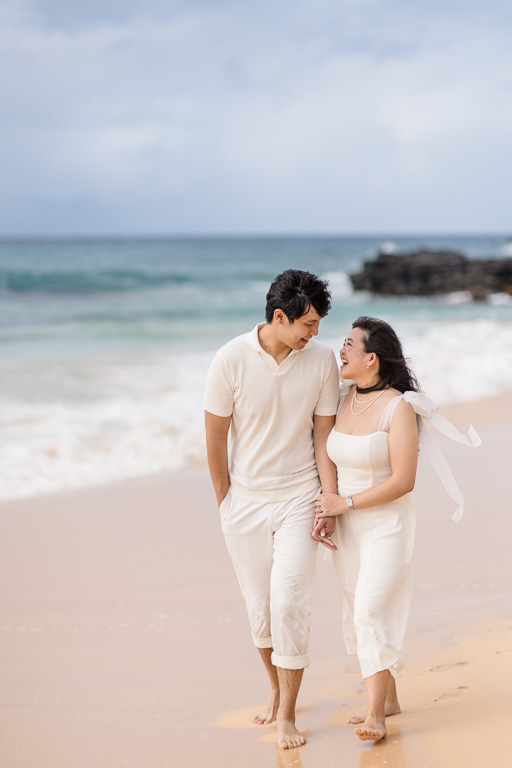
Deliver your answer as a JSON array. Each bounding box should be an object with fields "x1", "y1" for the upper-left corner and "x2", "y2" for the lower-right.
[{"x1": 2, "y1": 234, "x2": 512, "y2": 501}]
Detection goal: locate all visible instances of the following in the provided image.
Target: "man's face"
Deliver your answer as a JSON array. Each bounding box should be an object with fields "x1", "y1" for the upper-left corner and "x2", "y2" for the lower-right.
[{"x1": 277, "y1": 305, "x2": 322, "y2": 350}]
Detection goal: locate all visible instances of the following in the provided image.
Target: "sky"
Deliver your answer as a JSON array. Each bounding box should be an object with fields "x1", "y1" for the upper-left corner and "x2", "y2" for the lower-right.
[{"x1": 1, "y1": 0, "x2": 511, "y2": 236}]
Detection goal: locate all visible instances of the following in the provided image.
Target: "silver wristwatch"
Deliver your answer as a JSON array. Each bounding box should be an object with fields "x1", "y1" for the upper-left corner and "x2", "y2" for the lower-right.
[{"x1": 346, "y1": 495, "x2": 355, "y2": 510}]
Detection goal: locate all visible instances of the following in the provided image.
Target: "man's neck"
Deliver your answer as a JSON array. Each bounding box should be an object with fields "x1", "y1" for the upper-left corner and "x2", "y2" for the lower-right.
[{"x1": 258, "y1": 323, "x2": 293, "y2": 365}]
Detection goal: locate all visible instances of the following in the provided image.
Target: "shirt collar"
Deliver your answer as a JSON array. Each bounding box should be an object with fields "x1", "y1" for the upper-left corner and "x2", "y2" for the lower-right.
[
  {"x1": 246, "y1": 323, "x2": 266, "y2": 352},
  {"x1": 246, "y1": 323, "x2": 311, "y2": 357}
]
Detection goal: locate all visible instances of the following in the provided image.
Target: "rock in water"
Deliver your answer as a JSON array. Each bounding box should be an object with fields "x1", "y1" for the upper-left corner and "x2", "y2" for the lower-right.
[{"x1": 349, "y1": 249, "x2": 512, "y2": 298}]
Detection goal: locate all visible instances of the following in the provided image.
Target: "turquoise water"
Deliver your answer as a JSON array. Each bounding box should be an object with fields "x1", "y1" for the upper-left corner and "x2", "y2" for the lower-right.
[{"x1": 1, "y1": 234, "x2": 511, "y2": 499}]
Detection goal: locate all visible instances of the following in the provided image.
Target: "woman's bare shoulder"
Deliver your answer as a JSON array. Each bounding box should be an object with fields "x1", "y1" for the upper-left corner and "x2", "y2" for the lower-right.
[
  {"x1": 383, "y1": 388, "x2": 417, "y2": 421},
  {"x1": 380, "y1": 387, "x2": 403, "y2": 405},
  {"x1": 391, "y1": 395, "x2": 419, "y2": 426}
]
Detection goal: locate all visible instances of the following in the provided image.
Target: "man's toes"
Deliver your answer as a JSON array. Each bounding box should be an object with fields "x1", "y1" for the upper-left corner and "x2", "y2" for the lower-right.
[
  {"x1": 354, "y1": 727, "x2": 385, "y2": 742},
  {"x1": 253, "y1": 712, "x2": 272, "y2": 725},
  {"x1": 280, "y1": 738, "x2": 304, "y2": 749},
  {"x1": 278, "y1": 730, "x2": 306, "y2": 749}
]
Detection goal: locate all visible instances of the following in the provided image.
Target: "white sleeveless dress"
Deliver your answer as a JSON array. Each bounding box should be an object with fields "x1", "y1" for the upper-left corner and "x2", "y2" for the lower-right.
[{"x1": 326, "y1": 394, "x2": 415, "y2": 679}]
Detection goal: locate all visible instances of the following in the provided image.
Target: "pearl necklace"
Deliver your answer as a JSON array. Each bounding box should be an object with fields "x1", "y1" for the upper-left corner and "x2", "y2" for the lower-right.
[
  {"x1": 353, "y1": 389, "x2": 385, "y2": 404},
  {"x1": 351, "y1": 388, "x2": 386, "y2": 416}
]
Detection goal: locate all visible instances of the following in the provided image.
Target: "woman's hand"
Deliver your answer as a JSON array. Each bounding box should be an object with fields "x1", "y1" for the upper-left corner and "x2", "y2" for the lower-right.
[{"x1": 315, "y1": 492, "x2": 346, "y2": 518}]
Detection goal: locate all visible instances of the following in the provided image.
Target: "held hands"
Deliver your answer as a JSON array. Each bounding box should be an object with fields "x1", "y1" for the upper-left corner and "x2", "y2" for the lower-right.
[
  {"x1": 311, "y1": 514, "x2": 337, "y2": 551},
  {"x1": 311, "y1": 492, "x2": 346, "y2": 551},
  {"x1": 315, "y1": 492, "x2": 347, "y2": 518}
]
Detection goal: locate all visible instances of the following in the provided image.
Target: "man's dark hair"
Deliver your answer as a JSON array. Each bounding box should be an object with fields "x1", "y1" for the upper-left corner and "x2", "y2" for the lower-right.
[
  {"x1": 352, "y1": 316, "x2": 420, "y2": 393},
  {"x1": 265, "y1": 269, "x2": 331, "y2": 323}
]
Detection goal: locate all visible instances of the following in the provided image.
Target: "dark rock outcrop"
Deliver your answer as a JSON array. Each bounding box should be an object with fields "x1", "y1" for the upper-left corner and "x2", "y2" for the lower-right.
[{"x1": 349, "y1": 249, "x2": 512, "y2": 299}]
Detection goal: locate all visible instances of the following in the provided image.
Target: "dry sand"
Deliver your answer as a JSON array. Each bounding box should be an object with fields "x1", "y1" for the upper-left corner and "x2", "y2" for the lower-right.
[{"x1": 1, "y1": 394, "x2": 511, "y2": 767}]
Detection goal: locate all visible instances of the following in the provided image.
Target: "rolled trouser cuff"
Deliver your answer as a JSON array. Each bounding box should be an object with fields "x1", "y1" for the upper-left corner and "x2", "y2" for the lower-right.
[
  {"x1": 271, "y1": 652, "x2": 309, "y2": 670},
  {"x1": 253, "y1": 635, "x2": 273, "y2": 649}
]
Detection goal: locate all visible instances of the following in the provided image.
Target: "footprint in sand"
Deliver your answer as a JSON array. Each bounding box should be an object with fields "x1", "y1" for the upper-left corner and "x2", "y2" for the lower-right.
[
  {"x1": 429, "y1": 662, "x2": 468, "y2": 672},
  {"x1": 434, "y1": 686, "x2": 469, "y2": 701}
]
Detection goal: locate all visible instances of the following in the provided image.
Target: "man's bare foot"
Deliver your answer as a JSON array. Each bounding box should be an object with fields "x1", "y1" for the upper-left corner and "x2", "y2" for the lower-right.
[
  {"x1": 252, "y1": 691, "x2": 280, "y2": 725},
  {"x1": 348, "y1": 700, "x2": 400, "y2": 724},
  {"x1": 277, "y1": 719, "x2": 306, "y2": 749},
  {"x1": 354, "y1": 716, "x2": 386, "y2": 742}
]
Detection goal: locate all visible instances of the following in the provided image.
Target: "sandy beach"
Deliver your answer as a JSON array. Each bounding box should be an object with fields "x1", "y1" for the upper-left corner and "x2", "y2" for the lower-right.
[{"x1": 1, "y1": 394, "x2": 511, "y2": 768}]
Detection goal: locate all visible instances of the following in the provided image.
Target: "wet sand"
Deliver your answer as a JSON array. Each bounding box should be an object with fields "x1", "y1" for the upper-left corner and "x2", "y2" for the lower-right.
[{"x1": 1, "y1": 394, "x2": 511, "y2": 767}]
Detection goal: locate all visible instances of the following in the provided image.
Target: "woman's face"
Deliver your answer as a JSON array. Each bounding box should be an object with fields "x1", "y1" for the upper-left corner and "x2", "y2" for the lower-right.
[{"x1": 339, "y1": 326, "x2": 372, "y2": 380}]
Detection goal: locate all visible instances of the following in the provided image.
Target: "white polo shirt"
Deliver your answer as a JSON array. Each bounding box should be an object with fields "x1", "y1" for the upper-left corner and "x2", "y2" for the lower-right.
[{"x1": 204, "y1": 323, "x2": 340, "y2": 501}]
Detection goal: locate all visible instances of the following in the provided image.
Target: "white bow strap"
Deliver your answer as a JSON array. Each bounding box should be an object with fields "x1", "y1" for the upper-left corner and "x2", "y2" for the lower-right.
[
  {"x1": 402, "y1": 391, "x2": 481, "y2": 523},
  {"x1": 402, "y1": 390, "x2": 435, "y2": 418}
]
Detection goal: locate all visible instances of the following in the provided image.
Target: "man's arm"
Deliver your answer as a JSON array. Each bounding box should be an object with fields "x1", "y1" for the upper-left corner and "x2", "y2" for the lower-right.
[
  {"x1": 205, "y1": 410, "x2": 232, "y2": 507},
  {"x1": 313, "y1": 414, "x2": 337, "y2": 493},
  {"x1": 312, "y1": 414, "x2": 338, "y2": 550}
]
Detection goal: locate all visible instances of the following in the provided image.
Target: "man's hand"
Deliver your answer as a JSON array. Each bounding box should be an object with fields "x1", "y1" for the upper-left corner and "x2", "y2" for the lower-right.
[
  {"x1": 311, "y1": 515, "x2": 337, "y2": 551},
  {"x1": 217, "y1": 489, "x2": 230, "y2": 508}
]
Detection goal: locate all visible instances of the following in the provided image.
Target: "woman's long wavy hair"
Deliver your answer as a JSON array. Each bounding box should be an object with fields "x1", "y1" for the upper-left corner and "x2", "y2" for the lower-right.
[{"x1": 353, "y1": 316, "x2": 420, "y2": 394}]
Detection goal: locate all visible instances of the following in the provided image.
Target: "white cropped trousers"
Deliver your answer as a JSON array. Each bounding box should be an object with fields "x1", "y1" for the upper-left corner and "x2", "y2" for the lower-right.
[{"x1": 219, "y1": 486, "x2": 319, "y2": 670}]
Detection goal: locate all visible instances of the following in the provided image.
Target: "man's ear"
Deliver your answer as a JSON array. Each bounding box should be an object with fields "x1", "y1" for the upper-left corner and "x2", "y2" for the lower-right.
[{"x1": 274, "y1": 309, "x2": 286, "y2": 325}]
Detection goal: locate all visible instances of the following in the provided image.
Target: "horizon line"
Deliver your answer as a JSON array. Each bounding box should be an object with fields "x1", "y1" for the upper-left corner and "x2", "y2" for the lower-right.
[{"x1": 0, "y1": 230, "x2": 511, "y2": 242}]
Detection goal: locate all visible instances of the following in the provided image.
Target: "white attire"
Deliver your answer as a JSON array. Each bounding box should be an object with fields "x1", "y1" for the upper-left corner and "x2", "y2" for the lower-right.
[
  {"x1": 219, "y1": 486, "x2": 319, "y2": 669},
  {"x1": 205, "y1": 323, "x2": 339, "y2": 669},
  {"x1": 328, "y1": 394, "x2": 415, "y2": 678},
  {"x1": 328, "y1": 389, "x2": 481, "y2": 679},
  {"x1": 204, "y1": 323, "x2": 340, "y2": 502}
]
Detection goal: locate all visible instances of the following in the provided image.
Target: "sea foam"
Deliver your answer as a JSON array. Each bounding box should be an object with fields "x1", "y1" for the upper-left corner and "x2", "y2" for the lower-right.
[{"x1": 2, "y1": 318, "x2": 512, "y2": 502}]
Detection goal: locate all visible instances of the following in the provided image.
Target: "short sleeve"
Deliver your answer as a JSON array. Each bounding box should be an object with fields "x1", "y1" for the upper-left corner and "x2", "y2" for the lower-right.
[
  {"x1": 313, "y1": 349, "x2": 341, "y2": 416},
  {"x1": 204, "y1": 349, "x2": 234, "y2": 417}
]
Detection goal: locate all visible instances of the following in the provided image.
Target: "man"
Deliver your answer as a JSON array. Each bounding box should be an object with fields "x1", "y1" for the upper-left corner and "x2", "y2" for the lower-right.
[{"x1": 204, "y1": 269, "x2": 339, "y2": 749}]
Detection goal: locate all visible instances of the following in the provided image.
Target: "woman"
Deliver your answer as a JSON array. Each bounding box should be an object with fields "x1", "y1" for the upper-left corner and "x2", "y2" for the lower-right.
[{"x1": 313, "y1": 316, "x2": 421, "y2": 742}]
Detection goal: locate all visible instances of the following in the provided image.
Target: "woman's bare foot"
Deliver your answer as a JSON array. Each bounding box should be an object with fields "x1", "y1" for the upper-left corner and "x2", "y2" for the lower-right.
[
  {"x1": 348, "y1": 699, "x2": 401, "y2": 724},
  {"x1": 252, "y1": 690, "x2": 280, "y2": 725},
  {"x1": 354, "y1": 715, "x2": 387, "y2": 741},
  {"x1": 277, "y1": 718, "x2": 306, "y2": 749}
]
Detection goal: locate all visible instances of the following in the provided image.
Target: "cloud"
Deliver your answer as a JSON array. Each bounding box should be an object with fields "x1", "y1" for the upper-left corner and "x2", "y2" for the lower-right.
[{"x1": 1, "y1": 0, "x2": 511, "y2": 233}]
